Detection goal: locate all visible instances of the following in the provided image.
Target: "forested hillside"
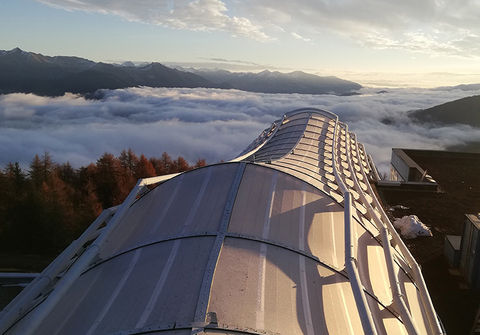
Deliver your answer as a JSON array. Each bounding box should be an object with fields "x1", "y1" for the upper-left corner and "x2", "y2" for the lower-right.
[{"x1": 0, "y1": 150, "x2": 206, "y2": 256}]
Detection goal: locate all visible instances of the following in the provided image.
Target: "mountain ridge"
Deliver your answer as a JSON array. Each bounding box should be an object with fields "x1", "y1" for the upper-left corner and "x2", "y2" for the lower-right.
[
  {"x1": 409, "y1": 94, "x2": 480, "y2": 127},
  {"x1": 0, "y1": 48, "x2": 362, "y2": 96},
  {"x1": 190, "y1": 68, "x2": 362, "y2": 95},
  {"x1": 0, "y1": 48, "x2": 214, "y2": 96}
]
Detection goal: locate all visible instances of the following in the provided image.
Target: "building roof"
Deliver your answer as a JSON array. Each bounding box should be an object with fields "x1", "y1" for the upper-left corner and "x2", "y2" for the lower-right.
[{"x1": 0, "y1": 108, "x2": 443, "y2": 335}]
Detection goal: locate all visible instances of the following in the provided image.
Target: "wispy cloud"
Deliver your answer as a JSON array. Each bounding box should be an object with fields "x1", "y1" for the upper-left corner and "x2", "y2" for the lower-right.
[
  {"x1": 240, "y1": 0, "x2": 480, "y2": 57},
  {"x1": 203, "y1": 57, "x2": 265, "y2": 66},
  {"x1": 37, "y1": 0, "x2": 271, "y2": 41},
  {"x1": 36, "y1": 0, "x2": 480, "y2": 57},
  {"x1": 291, "y1": 32, "x2": 311, "y2": 43},
  {"x1": 1, "y1": 87, "x2": 480, "y2": 172}
]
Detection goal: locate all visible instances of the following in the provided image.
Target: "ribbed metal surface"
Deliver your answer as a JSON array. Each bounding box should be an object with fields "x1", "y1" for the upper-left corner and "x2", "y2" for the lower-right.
[{"x1": 0, "y1": 108, "x2": 442, "y2": 335}]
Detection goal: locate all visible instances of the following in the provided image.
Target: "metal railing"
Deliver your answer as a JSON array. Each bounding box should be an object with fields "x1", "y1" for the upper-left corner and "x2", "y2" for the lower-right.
[
  {"x1": 352, "y1": 135, "x2": 444, "y2": 335},
  {"x1": 343, "y1": 128, "x2": 419, "y2": 334},
  {"x1": 330, "y1": 118, "x2": 378, "y2": 335}
]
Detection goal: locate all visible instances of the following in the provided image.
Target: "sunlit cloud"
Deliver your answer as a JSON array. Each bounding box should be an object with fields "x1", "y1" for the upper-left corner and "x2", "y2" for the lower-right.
[
  {"x1": 291, "y1": 32, "x2": 311, "y2": 43},
  {"x1": 36, "y1": 0, "x2": 271, "y2": 41},
  {"x1": 35, "y1": 0, "x2": 480, "y2": 57},
  {"x1": 1, "y1": 87, "x2": 480, "y2": 173},
  {"x1": 240, "y1": 0, "x2": 480, "y2": 57}
]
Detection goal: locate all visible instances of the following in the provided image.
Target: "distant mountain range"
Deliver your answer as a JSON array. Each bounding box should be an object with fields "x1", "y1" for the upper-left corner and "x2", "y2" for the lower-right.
[
  {"x1": 0, "y1": 48, "x2": 213, "y2": 96},
  {"x1": 410, "y1": 95, "x2": 480, "y2": 127},
  {"x1": 0, "y1": 48, "x2": 362, "y2": 96},
  {"x1": 189, "y1": 69, "x2": 362, "y2": 95},
  {"x1": 432, "y1": 83, "x2": 480, "y2": 92}
]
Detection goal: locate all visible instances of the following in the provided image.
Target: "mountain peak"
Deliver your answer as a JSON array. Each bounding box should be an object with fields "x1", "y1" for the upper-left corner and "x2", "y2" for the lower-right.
[
  {"x1": 7, "y1": 47, "x2": 26, "y2": 55},
  {"x1": 258, "y1": 69, "x2": 271, "y2": 75}
]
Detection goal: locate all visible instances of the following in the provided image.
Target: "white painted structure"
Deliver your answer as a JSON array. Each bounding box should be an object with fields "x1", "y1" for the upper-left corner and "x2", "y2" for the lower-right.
[{"x1": 0, "y1": 108, "x2": 444, "y2": 334}]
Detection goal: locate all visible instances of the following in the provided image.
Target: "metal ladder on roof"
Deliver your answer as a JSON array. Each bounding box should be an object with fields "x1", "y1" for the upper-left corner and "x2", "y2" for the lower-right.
[
  {"x1": 341, "y1": 123, "x2": 443, "y2": 335},
  {"x1": 355, "y1": 140, "x2": 444, "y2": 335},
  {"x1": 340, "y1": 125, "x2": 420, "y2": 335},
  {"x1": 330, "y1": 118, "x2": 378, "y2": 335}
]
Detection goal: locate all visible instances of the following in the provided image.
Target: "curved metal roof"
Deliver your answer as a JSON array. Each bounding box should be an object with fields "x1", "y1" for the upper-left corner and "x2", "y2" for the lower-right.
[{"x1": 0, "y1": 108, "x2": 444, "y2": 335}]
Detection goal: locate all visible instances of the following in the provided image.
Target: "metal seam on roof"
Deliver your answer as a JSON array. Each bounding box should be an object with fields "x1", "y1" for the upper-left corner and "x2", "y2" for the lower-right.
[
  {"x1": 298, "y1": 185, "x2": 315, "y2": 335},
  {"x1": 241, "y1": 162, "x2": 409, "y2": 280},
  {"x1": 232, "y1": 115, "x2": 286, "y2": 162},
  {"x1": 193, "y1": 162, "x2": 246, "y2": 325},
  {"x1": 255, "y1": 117, "x2": 413, "y2": 279},
  {"x1": 105, "y1": 323, "x2": 282, "y2": 335},
  {"x1": 255, "y1": 169, "x2": 278, "y2": 330},
  {"x1": 275, "y1": 113, "x2": 312, "y2": 162},
  {"x1": 81, "y1": 218, "x2": 411, "y2": 298},
  {"x1": 247, "y1": 111, "x2": 334, "y2": 164}
]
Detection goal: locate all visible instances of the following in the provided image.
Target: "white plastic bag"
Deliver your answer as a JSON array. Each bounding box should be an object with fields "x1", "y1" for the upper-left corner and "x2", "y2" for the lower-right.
[{"x1": 393, "y1": 215, "x2": 432, "y2": 239}]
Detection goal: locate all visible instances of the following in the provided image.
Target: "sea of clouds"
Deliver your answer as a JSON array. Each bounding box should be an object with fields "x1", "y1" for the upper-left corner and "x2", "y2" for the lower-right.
[{"x1": 1, "y1": 86, "x2": 480, "y2": 173}]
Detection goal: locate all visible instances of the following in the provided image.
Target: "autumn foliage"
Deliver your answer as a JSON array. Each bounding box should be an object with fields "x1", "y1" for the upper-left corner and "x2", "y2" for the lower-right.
[{"x1": 0, "y1": 150, "x2": 206, "y2": 254}]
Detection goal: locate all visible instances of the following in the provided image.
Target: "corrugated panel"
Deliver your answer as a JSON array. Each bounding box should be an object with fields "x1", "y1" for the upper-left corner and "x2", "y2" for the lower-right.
[
  {"x1": 207, "y1": 238, "x2": 366, "y2": 335},
  {"x1": 228, "y1": 164, "x2": 345, "y2": 270},
  {"x1": 245, "y1": 112, "x2": 310, "y2": 162},
  {"x1": 357, "y1": 239, "x2": 394, "y2": 306},
  {"x1": 398, "y1": 267, "x2": 431, "y2": 335},
  {"x1": 365, "y1": 295, "x2": 408, "y2": 335},
  {"x1": 34, "y1": 237, "x2": 215, "y2": 335},
  {"x1": 99, "y1": 164, "x2": 238, "y2": 258}
]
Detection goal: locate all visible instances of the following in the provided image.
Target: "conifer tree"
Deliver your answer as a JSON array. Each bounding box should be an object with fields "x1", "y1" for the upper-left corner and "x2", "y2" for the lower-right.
[{"x1": 135, "y1": 154, "x2": 156, "y2": 178}]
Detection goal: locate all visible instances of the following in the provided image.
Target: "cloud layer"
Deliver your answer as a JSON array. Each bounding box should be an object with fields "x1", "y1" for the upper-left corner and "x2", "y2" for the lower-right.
[
  {"x1": 1, "y1": 86, "x2": 480, "y2": 173},
  {"x1": 36, "y1": 0, "x2": 480, "y2": 57}
]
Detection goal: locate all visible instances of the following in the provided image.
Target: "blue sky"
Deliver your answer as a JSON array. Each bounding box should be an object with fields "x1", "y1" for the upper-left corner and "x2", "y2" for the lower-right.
[{"x1": 2, "y1": 0, "x2": 480, "y2": 87}]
